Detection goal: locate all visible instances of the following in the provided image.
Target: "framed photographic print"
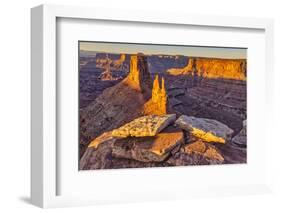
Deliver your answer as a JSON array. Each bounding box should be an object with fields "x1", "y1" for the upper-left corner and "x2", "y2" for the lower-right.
[{"x1": 31, "y1": 4, "x2": 274, "y2": 208}]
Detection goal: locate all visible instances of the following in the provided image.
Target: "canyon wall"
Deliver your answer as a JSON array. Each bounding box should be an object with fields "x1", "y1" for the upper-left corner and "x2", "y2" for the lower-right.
[{"x1": 167, "y1": 58, "x2": 246, "y2": 81}]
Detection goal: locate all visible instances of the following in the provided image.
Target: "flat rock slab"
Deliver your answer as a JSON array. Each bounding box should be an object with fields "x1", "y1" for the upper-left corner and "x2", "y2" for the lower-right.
[
  {"x1": 80, "y1": 140, "x2": 168, "y2": 170},
  {"x1": 112, "y1": 114, "x2": 176, "y2": 137},
  {"x1": 88, "y1": 131, "x2": 116, "y2": 149},
  {"x1": 175, "y1": 115, "x2": 234, "y2": 143},
  {"x1": 112, "y1": 126, "x2": 184, "y2": 162}
]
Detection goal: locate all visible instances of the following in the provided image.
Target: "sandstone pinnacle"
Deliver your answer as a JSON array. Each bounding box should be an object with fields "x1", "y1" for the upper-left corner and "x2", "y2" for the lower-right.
[
  {"x1": 123, "y1": 54, "x2": 151, "y2": 93},
  {"x1": 143, "y1": 74, "x2": 168, "y2": 115}
]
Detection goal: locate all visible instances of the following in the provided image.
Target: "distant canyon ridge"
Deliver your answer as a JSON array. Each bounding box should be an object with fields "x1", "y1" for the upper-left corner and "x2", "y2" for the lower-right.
[{"x1": 80, "y1": 52, "x2": 246, "y2": 108}]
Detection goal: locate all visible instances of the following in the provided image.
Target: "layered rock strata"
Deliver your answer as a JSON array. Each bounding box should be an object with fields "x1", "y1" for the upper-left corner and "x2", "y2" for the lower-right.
[
  {"x1": 167, "y1": 58, "x2": 246, "y2": 81},
  {"x1": 79, "y1": 54, "x2": 152, "y2": 157},
  {"x1": 123, "y1": 54, "x2": 152, "y2": 93},
  {"x1": 175, "y1": 115, "x2": 234, "y2": 143},
  {"x1": 112, "y1": 126, "x2": 184, "y2": 162}
]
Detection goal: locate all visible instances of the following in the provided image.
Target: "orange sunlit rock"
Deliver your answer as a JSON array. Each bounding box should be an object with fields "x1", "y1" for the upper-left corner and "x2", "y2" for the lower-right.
[
  {"x1": 123, "y1": 54, "x2": 152, "y2": 93},
  {"x1": 167, "y1": 58, "x2": 246, "y2": 81},
  {"x1": 184, "y1": 140, "x2": 224, "y2": 162},
  {"x1": 143, "y1": 75, "x2": 168, "y2": 115}
]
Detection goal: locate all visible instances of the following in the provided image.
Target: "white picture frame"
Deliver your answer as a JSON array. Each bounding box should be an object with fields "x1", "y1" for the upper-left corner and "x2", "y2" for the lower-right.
[{"x1": 31, "y1": 4, "x2": 274, "y2": 208}]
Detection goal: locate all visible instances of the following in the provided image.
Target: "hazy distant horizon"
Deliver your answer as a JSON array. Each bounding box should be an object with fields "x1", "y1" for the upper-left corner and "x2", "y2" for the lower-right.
[{"x1": 79, "y1": 41, "x2": 247, "y2": 59}]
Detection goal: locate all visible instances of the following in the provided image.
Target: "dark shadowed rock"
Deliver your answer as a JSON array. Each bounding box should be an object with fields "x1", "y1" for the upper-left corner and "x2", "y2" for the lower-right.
[
  {"x1": 112, "y1": 126, "x2": 184, "y2": 162},
  {"x1": 232, "y1": 120, "x2": 246, "y2": 147},
  {"x1": 80, "y1": 138, "x2": 171, "y2": 170},
  {"x1": 214, "y1": 142, "x2": 246, "y2": 164}
]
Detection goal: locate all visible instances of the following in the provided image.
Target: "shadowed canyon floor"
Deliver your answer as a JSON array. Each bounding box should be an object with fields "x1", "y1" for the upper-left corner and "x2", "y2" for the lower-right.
[{"x1": 79, "y1": 53, "x2": 247, "y2": 169}]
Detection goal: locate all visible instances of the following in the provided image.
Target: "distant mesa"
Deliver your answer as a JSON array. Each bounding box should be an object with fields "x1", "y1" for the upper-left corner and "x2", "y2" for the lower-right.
[
  {"x1": 98, "y1": 66, "x2": 122, "y2": 81},
  {"x1": 97, "y1": 53, "x2": 129, "y2": 81},
  {"x1": 167, "y1": 58, "x2": 247, "y2": 81}
]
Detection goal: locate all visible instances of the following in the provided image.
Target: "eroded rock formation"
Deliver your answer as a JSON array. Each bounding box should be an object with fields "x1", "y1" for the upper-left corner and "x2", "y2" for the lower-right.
[
  {"x1": 79, "y1": 54, "x2": 152, "y2": 157},
  {"x1": 123, "y1": 54, "x2": 152, "y2": 93},
  {"x1": 143, "y1": 75, "x2": 168, "y2": 115},
  {"x1": 167, "y1": 57, "x2": 246, "y2": 81},
  {"x1": 80, "y1": 52, "x2": 247, "y2": 169}
]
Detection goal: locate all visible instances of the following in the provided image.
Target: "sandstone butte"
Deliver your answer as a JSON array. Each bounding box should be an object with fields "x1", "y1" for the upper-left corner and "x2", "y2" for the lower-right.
[
  {"x1": 143, "y1": 74, "x2": 168, "y2": 115},
  {"x1": 122, "y1": 53, "x2": 152, "y2": 93},
  {"x1": 167, "y1": 58, "x2": 246, "y2": 81},
  {"x1": 117, "y1": 54, "x2": 169, "y2": 116}
]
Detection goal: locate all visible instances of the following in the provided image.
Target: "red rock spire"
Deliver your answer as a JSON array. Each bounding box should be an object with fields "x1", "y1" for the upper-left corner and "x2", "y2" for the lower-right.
[
  {"x1": 124, "y1": 54, "x2": 151, "y2": 93},
  {"x1": 144, "y1": 74, "x2": 168, "y2": 115}
]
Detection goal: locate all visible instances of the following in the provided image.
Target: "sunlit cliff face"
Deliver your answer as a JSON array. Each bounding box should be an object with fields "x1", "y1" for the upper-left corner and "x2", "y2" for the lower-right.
[
  {"x1": 167, "y1": 58, "x2": 246, "y2": 81},
  {"x1": 123, "y1": 54, "x2": 151, "y2": 93}
]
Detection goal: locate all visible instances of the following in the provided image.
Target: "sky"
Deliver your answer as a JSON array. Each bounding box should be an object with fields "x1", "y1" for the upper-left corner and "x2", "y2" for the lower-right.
[{"x1": 79, "y1": 41, "x2": 247, "y2": 59}]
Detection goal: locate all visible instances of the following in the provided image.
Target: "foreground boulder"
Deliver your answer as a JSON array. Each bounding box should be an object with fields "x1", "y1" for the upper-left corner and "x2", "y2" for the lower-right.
[
  {"x1": 80, "y1": 140, "x2": 168, "y2": 170},
  {"x1": 112, "y1": 126, "x2": 184, "y2": 162},
  {"x1": 112, "y1": 114, "x2": 176, "y2": 137},
  {"x1": 167, "y1": 140, "x2": 224, "y2": 166},
  {"x1": 184, "y1": 141, "x2": 224, "y2": 162},
  {"x1": 175, "y1": 115, "x2": 233, "y2": 143}
]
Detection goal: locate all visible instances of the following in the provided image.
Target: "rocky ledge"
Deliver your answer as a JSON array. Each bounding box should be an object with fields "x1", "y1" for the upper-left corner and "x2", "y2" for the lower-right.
[
  {"x1": 80, "y1": 114, "x2": 246, "y2": 170},
  {"x1": 112, "y1": 126, "x2": 184, "y2": 162}
]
